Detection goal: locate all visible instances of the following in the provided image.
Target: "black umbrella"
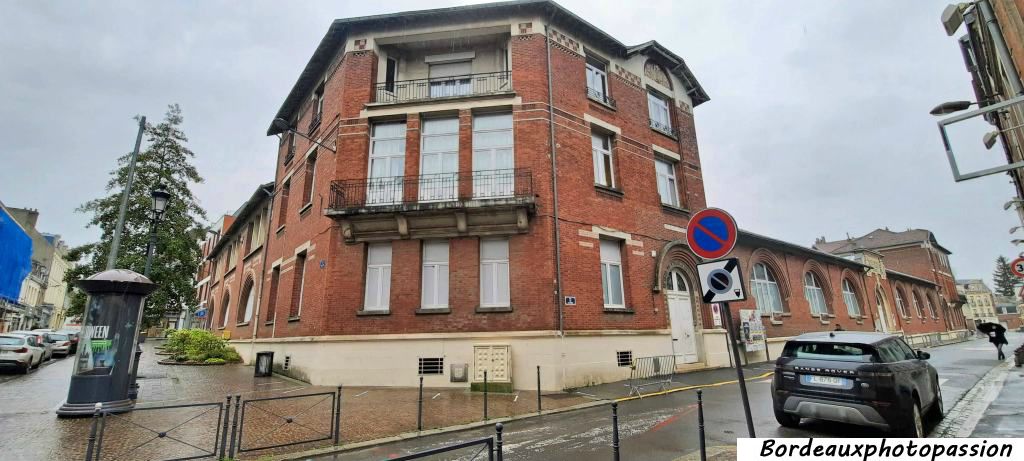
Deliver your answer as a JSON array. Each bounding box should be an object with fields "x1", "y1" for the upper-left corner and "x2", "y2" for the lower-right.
[{"x1": 977, "y1": 322, "x2": 1007, "y2": 335}]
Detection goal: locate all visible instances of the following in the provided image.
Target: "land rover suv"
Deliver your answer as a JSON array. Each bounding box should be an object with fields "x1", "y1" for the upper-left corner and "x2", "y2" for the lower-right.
[{"x1": 771, "y1": 331, "x2": 942, "y2": 437}]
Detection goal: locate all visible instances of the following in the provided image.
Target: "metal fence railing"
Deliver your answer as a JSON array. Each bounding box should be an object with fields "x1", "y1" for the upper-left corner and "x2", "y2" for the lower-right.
[
  {"x1": 374, "y1": 71, "x2": 512, "y2": 104},
  {"x1": 82, "y1": 387, "x2": 342, "y2": 461},
  {"x1": 627, "y1": 355, "x2": 676, "y2": 397},
  {"x1": 237, "y1": 389, "x2": 340, "y2": 454},
  {"x1": 328, "y1": 168, "x2": 533, "y2": 211},
  {"x1": 389, "y1": 423, "x2": 504, "y2": 461}
]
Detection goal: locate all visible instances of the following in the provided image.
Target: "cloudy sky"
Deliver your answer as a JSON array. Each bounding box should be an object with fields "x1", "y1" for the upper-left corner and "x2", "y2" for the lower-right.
[{"x1": 1, "y1": 0, "x2": 1020, "y2": 286}]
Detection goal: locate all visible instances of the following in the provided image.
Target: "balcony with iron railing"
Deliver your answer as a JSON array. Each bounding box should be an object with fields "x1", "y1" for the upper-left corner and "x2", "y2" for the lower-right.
[
  {"x1": 327, "y1": 168, "x2": 534, "y2": 242},
  {"x1": 373, "y1": 71, "x2": 513, "y2": 105},
  {"x1": 650, "y1": 119, "x2": 678, "y2": 138}
]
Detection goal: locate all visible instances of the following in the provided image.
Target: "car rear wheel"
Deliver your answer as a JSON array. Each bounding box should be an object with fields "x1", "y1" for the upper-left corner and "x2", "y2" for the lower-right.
[
  {"x1": 774, "y1": 408, "x2": 800, "y2": 428},
  {"x1": 899, "y1": 401, "x2": 924, "y2": 437}
]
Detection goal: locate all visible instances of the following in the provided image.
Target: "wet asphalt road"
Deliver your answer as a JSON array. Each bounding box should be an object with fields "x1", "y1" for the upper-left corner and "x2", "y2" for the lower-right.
[{"x1": 308, "y1": 334, "x2": 1017, "y2": 461}]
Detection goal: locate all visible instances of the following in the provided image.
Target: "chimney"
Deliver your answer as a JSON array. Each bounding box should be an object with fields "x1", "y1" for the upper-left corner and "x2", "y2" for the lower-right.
[{"x1": 815, "y1": 236, "x2": 825, "y2": 244}]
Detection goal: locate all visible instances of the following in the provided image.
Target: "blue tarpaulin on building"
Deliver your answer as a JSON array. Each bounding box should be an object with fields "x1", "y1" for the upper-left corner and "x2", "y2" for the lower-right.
[{"x1": 0, "y1": 206, "x2": 32, "y2": 303}]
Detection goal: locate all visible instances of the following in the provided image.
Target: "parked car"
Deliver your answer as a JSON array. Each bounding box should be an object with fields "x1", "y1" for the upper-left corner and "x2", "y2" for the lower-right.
[
  {"x1": 59, "y1": 330, "x2": 80, "y2": 354},
  {"x1": 0, "y1": 334, "x2": 44, "y2": 373},
  {"x1": 45, "y1": 333, "x2": 72, "y2": 357},
  {"x1": 10, "y1": 331, "x2": 53, "y2": 362},
  {"x1": 772, "y1": 331, "x2": 943, "y2": 437}
]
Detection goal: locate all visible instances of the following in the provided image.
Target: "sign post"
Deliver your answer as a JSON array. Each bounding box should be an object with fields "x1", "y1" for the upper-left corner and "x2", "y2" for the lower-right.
[{"x1": 688, "y1": 208, "x2": 755, "y2": 438}]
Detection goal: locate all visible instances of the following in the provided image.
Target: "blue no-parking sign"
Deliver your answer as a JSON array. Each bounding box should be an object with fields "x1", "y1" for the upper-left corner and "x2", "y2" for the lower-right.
[{"x1": 685, "y1": 208, "x2": 738, "y2": 260}]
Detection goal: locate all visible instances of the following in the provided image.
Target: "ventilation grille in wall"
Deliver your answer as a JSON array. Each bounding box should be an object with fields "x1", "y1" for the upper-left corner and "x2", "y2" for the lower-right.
[
  {"x1": 616, "y1": 351, "x2": 633, "y2": 367},
  {"x1": 419, "y1": 357, "x2": 444, "y2": 375}
]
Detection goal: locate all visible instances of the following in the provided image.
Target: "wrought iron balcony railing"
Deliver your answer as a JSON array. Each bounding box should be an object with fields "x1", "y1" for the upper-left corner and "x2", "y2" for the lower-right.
[
  {"x1": 308, "y1": 112, "x2": 322, "y2": 134},
  {"x1": 329, "y1": 168, "x2": 533, "y2": 211},
  {"x1": 650, "y1": 120, "x2": 678, "y2": 138},
  {"x1": 587, "y1": 88, "x2": 616, "y2": 108},
  {"x1": 374, "y1": 71, "x2": 512, "y2": 104}
]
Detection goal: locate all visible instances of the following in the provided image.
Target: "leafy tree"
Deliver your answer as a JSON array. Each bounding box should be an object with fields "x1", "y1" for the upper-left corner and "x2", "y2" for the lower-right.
[
  {"x1": 993, "y1": 255, "x2": 1017, "y2": 297},
  {"x1": 66, "y1": 105, "x2": 207, "y2": 327}
]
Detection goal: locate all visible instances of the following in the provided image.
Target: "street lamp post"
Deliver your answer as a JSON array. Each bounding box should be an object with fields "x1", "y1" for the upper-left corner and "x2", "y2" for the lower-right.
[{"x1": 128, "y1": 186, "x2": 172, "y2": 400}]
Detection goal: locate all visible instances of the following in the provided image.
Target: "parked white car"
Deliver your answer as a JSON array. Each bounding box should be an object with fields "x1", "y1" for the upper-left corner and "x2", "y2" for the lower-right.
[
  {"x1": 45, "y1": 333, "x2": 72, "y2": 357},
  {"x1": 0, "y1": 334, "x2": 43, "y2": 373},
  {"x1": 10, "y1": 331, "x2": 52, "y2": 361}
]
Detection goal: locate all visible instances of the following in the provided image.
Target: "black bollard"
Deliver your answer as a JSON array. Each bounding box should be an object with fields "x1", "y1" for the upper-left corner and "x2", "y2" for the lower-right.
[
  {"x1": 483, "y1": 370, "x2": 489, "y2": 421},
  {"x1": 219, "y1": 395, "x2": 231, "y2": 458},
  {"x1": 611, "y1": 401, "x2": 621, "y2": 461},
  {"x1": 495, "y1": 422, "x2": 504, "y2": 461},
  {"x1": 537, "y1": 365, "x2": 542, "y2": 414},
  {"x1": 418, "y1": 376, "x2": 424, "y2": 431},
  {"x1": 84, "y1": 403, "x2": 102, "y2": 461},
  {"x1": 228, "y1": 394, "x2": 241, "y2": 458},
  {"x1": 334, "y1": 385, "x2": 343, "y2": 445},
  {"x1": 697, "y1": 390, "x2": 706, "y2": 461}
]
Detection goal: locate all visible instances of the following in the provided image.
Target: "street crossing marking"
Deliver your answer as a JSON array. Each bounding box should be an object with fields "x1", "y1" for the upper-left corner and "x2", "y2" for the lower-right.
[{"x1": 354, "y1": 390, "x2": 368, "y2": 397}]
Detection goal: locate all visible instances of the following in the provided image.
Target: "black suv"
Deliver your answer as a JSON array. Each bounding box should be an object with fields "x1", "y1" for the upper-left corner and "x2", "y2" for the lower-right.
[{"x1": 771, "y1": 331, "x2": 942, "y2": 437}]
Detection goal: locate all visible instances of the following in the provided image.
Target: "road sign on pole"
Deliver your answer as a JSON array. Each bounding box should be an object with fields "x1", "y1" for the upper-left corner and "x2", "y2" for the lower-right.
[
  {"x1": 686, "y1": 208, "x2": 739, "y2": 260},
  {"x1": 1012, "y1": 257, "x2": 1024, "y2": 278},
  {"x1": 697, "y1": 258, "x2": 746, "y2": 303}
]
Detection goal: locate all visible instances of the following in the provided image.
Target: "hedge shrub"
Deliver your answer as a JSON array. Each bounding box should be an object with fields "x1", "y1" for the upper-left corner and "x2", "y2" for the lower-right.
[{"x1": 164, "y1": 329, "x2": 241, "y2": 363}]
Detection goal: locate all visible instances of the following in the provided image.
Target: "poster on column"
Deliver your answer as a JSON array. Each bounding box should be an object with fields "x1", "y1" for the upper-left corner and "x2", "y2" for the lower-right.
[{"x1": 738, "y1": 309, "x2": 766, "y2": 352}]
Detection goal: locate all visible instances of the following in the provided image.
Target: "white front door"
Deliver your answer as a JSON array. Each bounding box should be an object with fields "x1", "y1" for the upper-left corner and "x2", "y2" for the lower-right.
[{"x1": 665, "y1": 270, "x2": 699, "y2": 364}]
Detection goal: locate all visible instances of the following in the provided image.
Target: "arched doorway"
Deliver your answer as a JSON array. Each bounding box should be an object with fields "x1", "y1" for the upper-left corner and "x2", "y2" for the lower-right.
[
  {"x1": 874, "y1": 288, "x2": 890, "y2": 333},
  {"x1": 665, "y1": 268, "x2": 699, "y2": 364}
]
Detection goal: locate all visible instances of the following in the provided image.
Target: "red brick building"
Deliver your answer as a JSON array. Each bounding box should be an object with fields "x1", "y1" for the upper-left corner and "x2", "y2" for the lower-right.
[
  {"x1": 196, "y1": 184, "x2": 273, "y2": 339},
  {"x1": 211, "y1": 1, "x2": 967, "y2": 390}
]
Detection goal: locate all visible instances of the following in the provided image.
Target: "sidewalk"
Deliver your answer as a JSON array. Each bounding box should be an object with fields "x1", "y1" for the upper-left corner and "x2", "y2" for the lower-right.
[
  {"x1": 573, "y1": 362, "x2": 776, "y2": 401},
  {"x1": 971, "y1": 361, "x2": 1024, "y2": 437}
]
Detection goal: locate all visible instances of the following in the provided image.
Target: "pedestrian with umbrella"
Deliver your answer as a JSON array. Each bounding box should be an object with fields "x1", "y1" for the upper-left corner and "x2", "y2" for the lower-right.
[{"x1": 977, "y1": 322, "x2": 1009, "y2": 360}]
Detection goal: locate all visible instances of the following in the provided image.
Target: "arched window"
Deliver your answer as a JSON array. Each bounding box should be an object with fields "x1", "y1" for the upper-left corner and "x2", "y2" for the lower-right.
[
  {"x1": 842, "y1": 279, "x2": 861, "y2": 317},
  {"x1": 238, "y1": 278, "x2": 255, "y2": 323},
  {"x1": 752, "y1": 263, "x2": 784, "y2": 314},
  {"x1": 911, "y1": 292, "x2": 924, "y2": 318},
  {"x1": 894, "y1": 288, "x2": 909, "y2": 318},
  {"x1": 664, "y1": 268, "x2": 688, "y2": 292},
  {"x1": 925, "y1": 294, "x2": 937, "y2": 318},
  {"x1": 803, "y1": 272, "x2": 828, "y2": 316},
  {"x1": 220, "y1": 292, "x2": 230, "y2": 328}
]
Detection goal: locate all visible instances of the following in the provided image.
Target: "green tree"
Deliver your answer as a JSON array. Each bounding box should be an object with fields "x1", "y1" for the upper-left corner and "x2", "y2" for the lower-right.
[
  {"x1": 66, "y1": 105, "x2": 207, "y2": 327},
  {"x1": 993, "y1": 255, "x2": 1016, "y2": 297}
]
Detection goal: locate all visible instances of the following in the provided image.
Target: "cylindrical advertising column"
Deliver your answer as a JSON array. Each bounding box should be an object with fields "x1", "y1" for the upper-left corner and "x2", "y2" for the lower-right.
[{"x1": 57, "y1": 269, "x2": 157, "y2": 417}]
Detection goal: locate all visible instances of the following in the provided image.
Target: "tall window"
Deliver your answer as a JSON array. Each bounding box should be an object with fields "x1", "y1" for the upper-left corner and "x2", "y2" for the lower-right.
[
  {"x1": 220, "y1": 292, "x2": 230, "y2": 328},
  {"x1": 751, "y1": 263, "x2": 784, "y2": 314},
  {"x1": 385, "y1": 57, "x2": 398, "y2": 93},
  {"x1": 238, "y1": 278, "x2": 255, "y2": 323},
  {"x1": 266, "y1": 266, "x2": 280, "y2": 322},
  {"x1": 368, "y1": 122, "x2": 406, "y2": 205},
  {"x1": 875, "y1": 288, "x2": 886, "y2": 318},
  {"x1": 428, "y1": 61, "x2": 472, "y2": 98},
  {"x1": 842, "y1": 279, "x2": 861, "y2": 317},
  {"x1": 585, "y1": 56, "x2": 609, "y2": 103},
  {"x1": 310, "y1": 82, "x2": 324, "y2": 131},
  {"x1": 245, "y1": 222, "x2": 255, "y2": 254},
  {"x1": 803, "y1": 272, "x2": 828, "y2": 316},
  {"x1": 278, "y1": 180, "x2": 290, "y2": 224},
  {"x1": 647, "y1": 91, "x2": 672, "y2": 134},
  {"x1": 421, "y1": 240, "x2": 450, "y2": 309},
  {"x1": 473, "y1": 113, "x2": 514, "y2": 198},
  {"x1": 419, "y1": 118, "x2": 459, "y2": 202},
  {"x1": 912, "y1": 292, "x2": 924, "y2": 318},
  {"x1": 228, "y1": 243, "x2": 238, "y2": 270},
  {"x1": 480, "y1": 238, "x2": 510, "y2": 307},
  {"x1": 895, "y1": 288, "x2": 909, "y2": 318},
  {"x1": 290, "y1": 252, "x2": 306, "y2": 318},
  {"x1": 592, "y1": 131, "x2": 614, "y2": 188},
  {"x1": 284, "y1": 132, "x2": 296, "y2": 164},
  {"x1": 364, "y1": 243, "x2": 392, "y2": 312},
  {"x1": 655, "y1": 158, "x2": 679, "y2": 207},
  {"x1": 925, "y1": 295, "x2": 937, "y2": 318},
  {"x1": 302, "y1": 152, "x2": 317, "y2": 206},
  {"x1": 600, "y1": 240, "x2": 625, "y2": 309}
]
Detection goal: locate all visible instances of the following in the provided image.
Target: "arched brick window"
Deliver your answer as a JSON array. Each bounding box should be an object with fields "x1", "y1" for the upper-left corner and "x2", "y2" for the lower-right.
[
  {"x1": 911, "y1": 290, "x2": 925, "y2": 318},
  {"x1": 803, "y1": 272, "x2": 829, "y2": 316},
  {"x1": 237, "y1": 277, "x2": 255, "y2": 324},
  {"x1": 841, "y1": 279, "x2": 861, "y2": 317},
  {"x1": 220, "y1": 292, "x2": 230, "y2": 328},
  {"x1": 894, "y1": 287, "x2": 909, "y2": 318},
  {"x1": 751, "y1": 263, "x2": 785, "y2": 315}
]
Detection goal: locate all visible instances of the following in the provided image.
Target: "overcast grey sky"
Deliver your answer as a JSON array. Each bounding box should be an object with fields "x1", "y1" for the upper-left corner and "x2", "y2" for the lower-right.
[{"x1": 0, "y1": 1, "x2": 1019, "y2": 286}]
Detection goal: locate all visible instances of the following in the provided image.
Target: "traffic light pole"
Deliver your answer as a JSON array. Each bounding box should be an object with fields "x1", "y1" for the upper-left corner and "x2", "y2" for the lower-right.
[{"x1": 720, "y1": 301, "x2": 755, "y2": 437}]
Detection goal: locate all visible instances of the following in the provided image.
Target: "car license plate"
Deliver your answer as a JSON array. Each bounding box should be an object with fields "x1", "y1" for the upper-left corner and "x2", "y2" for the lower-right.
[{"x1": 802, "y1": 375, "x2": 849, "y2": 387}]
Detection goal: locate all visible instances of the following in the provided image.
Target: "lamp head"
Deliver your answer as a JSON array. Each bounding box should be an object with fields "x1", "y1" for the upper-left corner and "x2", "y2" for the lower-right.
[
  {"x1": 272, "y1": 118, "x2": 292, "y2": 133},
  {"x1": 150, "y1": 186, "x2": 171, "y2": 216},
  {"x1": 930, "y1": 100, "x2": 973, "y2": 115}
]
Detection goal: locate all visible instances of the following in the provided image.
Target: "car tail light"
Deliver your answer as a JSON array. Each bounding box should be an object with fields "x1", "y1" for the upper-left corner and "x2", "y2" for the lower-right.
[{"x1": 13, "y1": 347, "x2": 27, "y2": 353}]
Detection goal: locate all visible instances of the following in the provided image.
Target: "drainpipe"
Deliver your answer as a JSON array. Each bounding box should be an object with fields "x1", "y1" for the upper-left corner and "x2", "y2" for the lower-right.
[
  {"x1": 544, "y1": 24, "x2": 564, "y2": 336},
  {"x1": 978, "y1": 0, "x2": 1023, "y2": 96}
]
